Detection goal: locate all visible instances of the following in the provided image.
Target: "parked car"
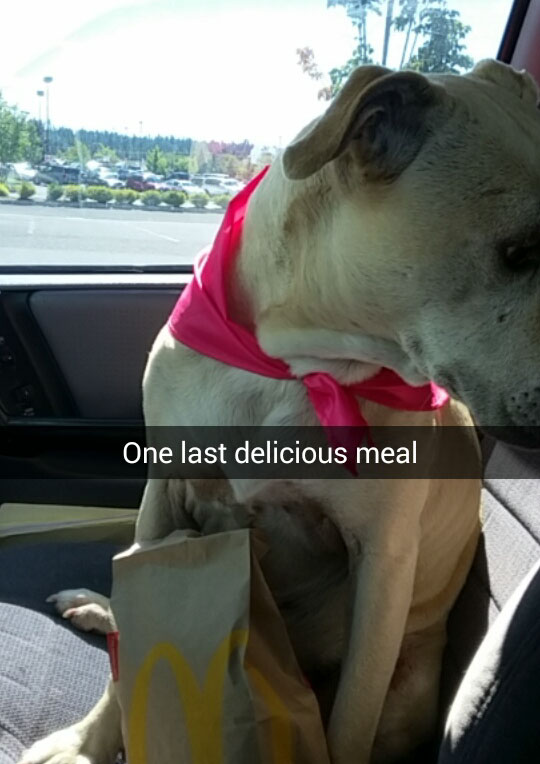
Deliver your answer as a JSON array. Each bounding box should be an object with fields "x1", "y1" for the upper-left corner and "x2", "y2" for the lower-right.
[
  {"x1": 220, "y1": 178, "x2": 245, "y2": 194},
  {"x1": 10, "y1": 162, "x2": 37, "y2": 181},
  {"x1": 167, "y1": 171, "x2": 190, "y2": 181},
  {"x1": 99, "y1": 173, "x2": 124, "y2": 189},
  {"x1": 35, "y1": 164, "x2": 83, "y2": 185},
  {"x1": 180, "y1": 181, "x2": 205, "y2": 195},
  {"x1": 161, "y1": 179, "x2": 185, "y2": 191},
  {"x1": 142, "y1": 172, "x2": 163, "y2": 183},
  {"x1": 81, "y1": 172, "x2": 109, "y2": 187},
  {"x1": 202, "y1": 177, "x2": 230, "y2": 196},
  {"x1": 126, "y1": 174, "x2": 158, "y2": 191}
]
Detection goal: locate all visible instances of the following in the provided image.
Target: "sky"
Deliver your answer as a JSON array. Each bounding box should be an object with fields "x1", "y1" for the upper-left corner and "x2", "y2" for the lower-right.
[{"x1": 0, "y1": 0, "x2": 514, "y2": 148}]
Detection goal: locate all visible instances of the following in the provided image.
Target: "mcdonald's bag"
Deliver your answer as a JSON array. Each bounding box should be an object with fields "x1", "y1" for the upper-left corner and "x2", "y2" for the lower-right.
[{"x1": 110, "y1": 529, "x2": 331, "y2": 764}]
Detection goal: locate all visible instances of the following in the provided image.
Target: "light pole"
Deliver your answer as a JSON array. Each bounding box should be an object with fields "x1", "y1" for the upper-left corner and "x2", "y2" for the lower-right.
[
  {"x1": 139, "y1": 120, "x2": 143, "y2": 168},
  {"x1": 36, "y1": 90, "x2": 44, "y2": 123},
  {"x1": 43, "y1": 76, "x2": 53, "y2": 158},
  {"x1": 36, "y1": 90, "x2": 45, "y2": 162}
]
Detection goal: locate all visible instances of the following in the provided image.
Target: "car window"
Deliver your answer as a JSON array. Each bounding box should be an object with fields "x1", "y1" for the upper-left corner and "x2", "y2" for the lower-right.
[{"x1": 0, "y1": 0, "x2": 515, "y2": 270}]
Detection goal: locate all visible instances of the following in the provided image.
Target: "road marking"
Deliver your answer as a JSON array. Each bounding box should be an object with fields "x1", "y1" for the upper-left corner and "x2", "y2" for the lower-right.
[
  {"x1": 27, "y1": 220, "x2": 35, "y2": 235},
  {"x1": 133, "y1": 226, "x2": 180, "y2": 243}
]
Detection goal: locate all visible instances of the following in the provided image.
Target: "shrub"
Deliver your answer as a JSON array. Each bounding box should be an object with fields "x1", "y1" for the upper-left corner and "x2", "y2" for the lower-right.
[
  {"x1": 64, "y1": 184, "x2": 84, "y2": 203},
  {"x1": 86, "y1": 186, "x2": 113, "y2": 204},
  {"x1": 213, "y1": 194, "x2": 232, "y2": 209},
  {"x1": 141, "y1": 190, "x2": 162, "y2": 206},
  {"x1": 47, "y1": 183, "x2": 63, "y2": 201},
  {"x1": 190, "y1": 192, "x2": 208, "y2": 209},
  {"x1": 114, "y1": 188, "x2": 138, "y2": 205},
  {"x1": 163, "y1": 190, "x2": 186, "y2": 208},
  {"x1": 0, "y1": 183, "x2": 9, "y2": 197},
  {"x1": 19, "y1": 182, "x2": 36, "y2": 200}
]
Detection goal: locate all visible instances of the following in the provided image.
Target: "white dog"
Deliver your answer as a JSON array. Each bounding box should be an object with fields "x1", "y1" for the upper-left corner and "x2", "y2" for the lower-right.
[{"x1": 23, "y1": 60, "x2": 540, "y2": 764}]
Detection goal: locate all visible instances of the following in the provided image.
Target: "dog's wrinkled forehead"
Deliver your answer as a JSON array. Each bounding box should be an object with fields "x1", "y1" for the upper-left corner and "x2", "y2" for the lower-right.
[{"x1": 470, "y1": 59, "x2": 539, "y2": 106}]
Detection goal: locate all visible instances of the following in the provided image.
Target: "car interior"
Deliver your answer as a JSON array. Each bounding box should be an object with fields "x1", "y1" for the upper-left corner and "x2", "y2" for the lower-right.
[{"x1": 1, "y1": 1, "x2": 540, "y2": 762}]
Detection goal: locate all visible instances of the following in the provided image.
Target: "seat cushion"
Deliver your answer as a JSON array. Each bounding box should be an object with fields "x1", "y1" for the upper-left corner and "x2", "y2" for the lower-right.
[
  {"x1": 439, "y1": 558, "x2": 540, "y2": 763},
  {"x1": 0, "y1": 542, "x2": 120, "y2": 764},
  {"x1": 441, "y1": 443, "x2": 540, "y2": 711}
]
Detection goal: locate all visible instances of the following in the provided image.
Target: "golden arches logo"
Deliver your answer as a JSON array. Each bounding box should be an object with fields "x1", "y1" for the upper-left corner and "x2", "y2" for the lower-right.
[{"x1": 127, "y1": 630, "x2": 293, "y2": 764}]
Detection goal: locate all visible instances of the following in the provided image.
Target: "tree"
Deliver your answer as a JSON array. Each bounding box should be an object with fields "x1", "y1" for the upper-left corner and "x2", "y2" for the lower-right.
[
  {"x1": 299, "y1": 1, "x2": 384, "y2": 100},
  {"x1": 23, "y1": 120, "x2": 44, "y2": 164},
  {"x1": 296, "y1": 47, "x2": 333, "y2": 100},
  {"x1": 0, "y1": 94, "x2": 43, "y2": 164},
  {"x1": 146, "y1": 146, "x2": 168, "y2": 175},
  {"x1": 381, "y1": 0, "x2": 395, "y2": 65},
  {"x1": 237, "y1": 157, "x2": 256, "y2": 181},
  {"x1": 61, "y1": 139, "x2": 91, "y2": 165},
  {"x1": 328, "y1": 0, "x2": 382, "y2": 65},
  {"x1": 297, "y1": 47, "x2": 324, "y2": 81},
  {"x1": 297, "y1": 0, "x2": 472, "y2": 100},
  {"x1": 93, "y1": 144, "x2": 119, "y2": 163},
  {"x1": 213, "y1": 153, "x2": 240, "y2": 178},
  {"x1": 394, "y1": 0, "x2": 420, "y2": 68},
  {"x1": 193, "y1": 142, "x2": 212, "y2": 175},
  {"x1": 407, "y1": 2, "x2": 473, "y2": 73},
  {"x1": 166, "y1": 154, "x2": 190, "y2": 173}
]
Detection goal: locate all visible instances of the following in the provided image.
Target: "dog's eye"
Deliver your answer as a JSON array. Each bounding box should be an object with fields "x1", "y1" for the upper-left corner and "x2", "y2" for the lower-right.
[{"x1": 502, "y1": 242, "x2": 540, "y2": 271}]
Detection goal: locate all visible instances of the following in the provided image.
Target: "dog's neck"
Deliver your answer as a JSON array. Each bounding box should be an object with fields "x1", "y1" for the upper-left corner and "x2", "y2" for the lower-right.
[
  {"x1": 232, "y1": 160, "x2": 405, "y2": 340},
  {"x1": 228, "y1": 161, "x2": 427, "y2": 385}
]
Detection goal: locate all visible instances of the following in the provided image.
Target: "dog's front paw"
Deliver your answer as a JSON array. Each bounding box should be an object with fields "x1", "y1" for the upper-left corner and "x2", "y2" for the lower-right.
[
  {"x1": 46, "y1": 589, "x2": 113, "y2": 634},
  {"x1": 19, "y1": 726, "x2": 97, "y2": 764},
  {"x1": 47, "y1": 589, "x2": 110, "y2": 615},
  {"x1": 62, "y1": 603, "x2": 114, "y2": 634}
]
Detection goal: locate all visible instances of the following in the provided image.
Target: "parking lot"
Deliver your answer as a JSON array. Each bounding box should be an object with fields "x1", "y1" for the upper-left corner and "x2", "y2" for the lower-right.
[{"x1": 0, "y1": 203, "x2": 223, "y2": 267}]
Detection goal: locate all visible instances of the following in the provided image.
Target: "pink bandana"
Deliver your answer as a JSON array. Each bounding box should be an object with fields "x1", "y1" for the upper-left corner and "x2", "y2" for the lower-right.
[{"x1": 168, "y1": 167, "x2": 448, "y2": 441}]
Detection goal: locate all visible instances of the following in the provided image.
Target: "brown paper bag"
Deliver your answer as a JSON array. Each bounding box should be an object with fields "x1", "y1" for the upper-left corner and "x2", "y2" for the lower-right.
[{"x1": 110, "y1": 529, "x2": 331, "y2": 764}]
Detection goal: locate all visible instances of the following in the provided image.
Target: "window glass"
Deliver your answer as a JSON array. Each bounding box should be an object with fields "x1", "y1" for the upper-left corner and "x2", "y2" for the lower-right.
[{"x1": 0, "y1": 0, "x2": 515, "y2": 269}]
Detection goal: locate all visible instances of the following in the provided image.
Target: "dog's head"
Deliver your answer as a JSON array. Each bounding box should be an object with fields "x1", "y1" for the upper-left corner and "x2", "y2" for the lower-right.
[{"x1": 279, "y1": 60, "x2": 540, "y2": 444}]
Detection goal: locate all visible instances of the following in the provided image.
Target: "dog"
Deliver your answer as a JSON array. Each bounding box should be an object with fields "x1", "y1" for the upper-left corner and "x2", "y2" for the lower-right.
[{"x1": 21, "y1": 59, "x2": 540, "y2": 764}]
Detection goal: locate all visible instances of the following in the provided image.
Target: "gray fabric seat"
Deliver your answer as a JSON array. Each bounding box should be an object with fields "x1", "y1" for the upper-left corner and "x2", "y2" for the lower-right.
[
  {"x1": 439, "y1": 558, "x2": 540, "y2": 763},
  {"x1": 437, "y1": 443, "x2": 540, "y2": 762},
  {"x1": 441, "y1": 443, "x2": 540, "y2": 709},
  {"x1": 0, "y1": 543, "x2": 120, "y2": 764}
]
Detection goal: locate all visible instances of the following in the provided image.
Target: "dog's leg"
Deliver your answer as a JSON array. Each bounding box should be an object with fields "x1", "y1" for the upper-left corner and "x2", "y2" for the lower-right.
[
  {"x1": 19, "y1": 478, "x2": 178, "y2": 764},
  {"x1": 19, "y1": 679, "x2": 122, "y2": 764},
  {"x1": 309, "y1": 480, "x2": 428, "y2": 764},
  {"x1": 370, "y1": 625, "x2": 446, "y2": 763},
  {"x1": 327, "y1": 540, "x2": 420, "y2": 763}
]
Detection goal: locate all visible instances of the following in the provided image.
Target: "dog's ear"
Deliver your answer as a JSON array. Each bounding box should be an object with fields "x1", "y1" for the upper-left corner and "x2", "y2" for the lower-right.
[
  {"x1": 282, "y1": 66, "x2": 445, "y2": 181},
  {"x1": 470, "y1": 59, "x2": 539, "y2": 106}
]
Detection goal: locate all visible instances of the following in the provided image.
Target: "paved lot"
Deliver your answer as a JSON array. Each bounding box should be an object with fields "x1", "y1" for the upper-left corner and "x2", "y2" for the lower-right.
[{"x1": 0, "y1": 203, "x2": 223, "y2": 267}]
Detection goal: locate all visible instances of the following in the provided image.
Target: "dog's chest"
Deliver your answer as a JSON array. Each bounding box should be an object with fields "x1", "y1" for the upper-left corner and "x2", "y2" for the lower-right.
[{"x1": 184, "y1": 478, "x2": 349, "y2": 673}]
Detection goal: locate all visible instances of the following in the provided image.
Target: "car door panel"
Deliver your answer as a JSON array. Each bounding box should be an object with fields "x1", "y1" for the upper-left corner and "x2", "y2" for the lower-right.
[{"x1": 0, "y1": 284, "x2": 183, "y2": 509}]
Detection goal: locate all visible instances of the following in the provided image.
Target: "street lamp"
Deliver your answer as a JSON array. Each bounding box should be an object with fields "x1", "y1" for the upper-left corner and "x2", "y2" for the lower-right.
[
  {"x1": 36, "y1": 90, "x2": 44, "y2": 122},
  {"x1": 43, "y1": 76, "x2": 53, "y2": 158},
  {"x1": 36, "y1": 90, "x2": 45, "y2": 162}
]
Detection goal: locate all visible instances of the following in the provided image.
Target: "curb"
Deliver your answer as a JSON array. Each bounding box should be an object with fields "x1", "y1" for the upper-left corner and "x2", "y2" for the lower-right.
[{"x1": 0, "y1": 198, "x2": 225, "y2": 214}]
